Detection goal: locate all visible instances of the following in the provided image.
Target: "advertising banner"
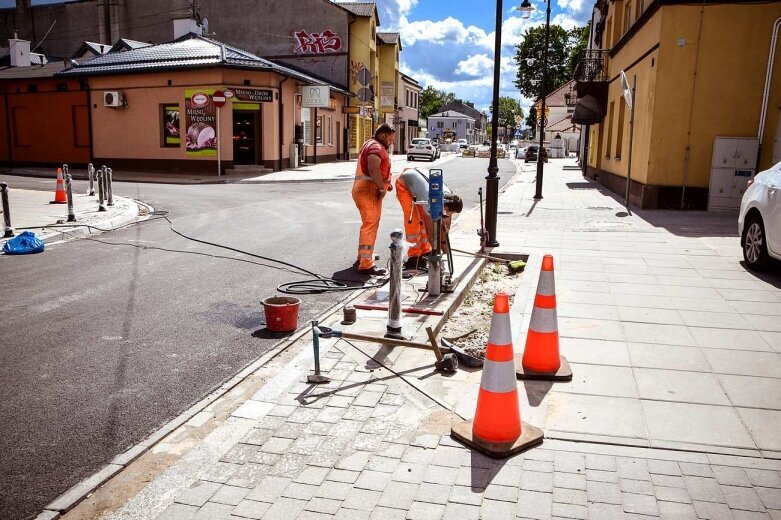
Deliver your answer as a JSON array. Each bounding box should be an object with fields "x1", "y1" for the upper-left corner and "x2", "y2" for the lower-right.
[
  {"x1": 380, "y1": 81, "x2": 394, "y2": 108},
  {"x1": 302, "y1": 85, "x2": 331, "y2": 108},
  {"x1": 185, "y1": 89, "x2": 217, "y2": 156},
  {"x1": 232, "y1": 88, "x2": 273, "y2": 103}
]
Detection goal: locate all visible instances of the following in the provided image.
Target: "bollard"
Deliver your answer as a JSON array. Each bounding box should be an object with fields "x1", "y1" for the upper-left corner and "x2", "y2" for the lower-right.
[
  {"x1": 106, "y1": 167, "x2": 114, "y2": 207},
  {"x1": 1, "y1": 182, "x2": 14, "y2": 238},
  {"x1": 386, "y1": 229, "x2": 405, "y2": 340},
  {"x1": 65, "y1": 167, "x2": 76, "y2": 222},
  {"x1": 307, "y1": 320, "x2": 331, "y2": 384},
  {"x1": 97, "y1": 166, "x2": 107, "y2": 212},
  {"x1": 87, "y1": 163, "x2": 95, "y2": 196}
]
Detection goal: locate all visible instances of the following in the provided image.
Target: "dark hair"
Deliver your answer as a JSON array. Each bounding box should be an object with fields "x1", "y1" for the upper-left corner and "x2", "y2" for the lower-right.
[
  {"x1": 374, "y1": 123, "x2": 396, "y2": 139},
  {"x1": 444, "y1": 194, "x2": 463, "y2": 214}
]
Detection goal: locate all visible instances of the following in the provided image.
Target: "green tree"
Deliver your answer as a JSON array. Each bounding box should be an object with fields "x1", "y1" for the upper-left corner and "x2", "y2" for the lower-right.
[
  {"x1": 491, "y1": 97, "x2": 524, "y2": 141},
  {"x1": 567, "y1": 23, "x2": 591, "y2": 78},
  {"x1": 514, "y1": 25, "x2": 572, "y2": 100},
  {"x1": 526, "y1": 106, "x2": 537, "y2": 139},
  {"x1": 419, "y1": 86, "x2": 456, "y2": 118}
]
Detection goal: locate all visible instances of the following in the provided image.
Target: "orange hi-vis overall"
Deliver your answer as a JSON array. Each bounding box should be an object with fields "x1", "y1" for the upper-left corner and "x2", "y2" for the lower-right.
[
  {"x1": 352, "y1": 139, "x2": 391, "y2": 270},
  {"x1": 395, "y1": 177, "x2": 432, "y2": 258}
]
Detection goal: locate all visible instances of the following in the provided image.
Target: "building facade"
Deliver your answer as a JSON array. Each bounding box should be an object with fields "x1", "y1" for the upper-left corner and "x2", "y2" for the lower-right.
[
  {"x1": 573, "y1": 0, "x2": 781, "y2": 209},
  {"x1": 438, "y1": 100, "x2": 487, "y2": 144},
  {"x1": 426, "y1": 111, "x2": 476, "y2": 143},
  {"x1": 395, "y1": 72, "x2": 421, "y2": 154}
]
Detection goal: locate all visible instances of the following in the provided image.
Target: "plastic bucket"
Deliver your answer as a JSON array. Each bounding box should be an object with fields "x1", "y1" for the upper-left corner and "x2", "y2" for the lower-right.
[{"x1": 262, "y1": 296, "x2": 301, "y2": 332}]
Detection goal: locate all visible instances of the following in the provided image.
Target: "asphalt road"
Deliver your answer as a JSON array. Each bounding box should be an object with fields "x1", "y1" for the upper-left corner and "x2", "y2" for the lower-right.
[{"x1": 0, "y1": 157, "x2": 514, "y2": 519}]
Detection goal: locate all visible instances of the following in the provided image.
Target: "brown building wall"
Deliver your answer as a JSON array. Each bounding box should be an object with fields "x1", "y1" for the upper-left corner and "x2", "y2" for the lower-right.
[{"x1": 0, "y1": 78, "x2": 90, "y2": 166}]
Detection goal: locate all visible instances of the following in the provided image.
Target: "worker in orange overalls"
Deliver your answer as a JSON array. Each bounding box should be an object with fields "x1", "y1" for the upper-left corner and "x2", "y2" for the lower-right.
[{"x1": 352, "y1": 123, "x2": 396, "y2": 275}]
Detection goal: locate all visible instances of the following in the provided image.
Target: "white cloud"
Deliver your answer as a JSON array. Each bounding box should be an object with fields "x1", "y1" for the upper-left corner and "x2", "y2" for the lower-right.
[
  {"x1": 399, "y1": 16, "x2": 488, "y2": 46},
  {"x1": 455, "y1": 54, "x2": 494, "y2": 77}
]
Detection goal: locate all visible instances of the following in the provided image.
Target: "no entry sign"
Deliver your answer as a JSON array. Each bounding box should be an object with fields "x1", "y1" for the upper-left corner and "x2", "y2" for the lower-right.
[{"x1": 212, "y1": 90, "x2": 227, "y2": 108}]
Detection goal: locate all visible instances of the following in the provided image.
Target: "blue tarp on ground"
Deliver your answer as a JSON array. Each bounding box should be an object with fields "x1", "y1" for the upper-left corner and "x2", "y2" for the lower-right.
[{"x1": 2, "y1": 231, "x2": 44, "y2": 254}]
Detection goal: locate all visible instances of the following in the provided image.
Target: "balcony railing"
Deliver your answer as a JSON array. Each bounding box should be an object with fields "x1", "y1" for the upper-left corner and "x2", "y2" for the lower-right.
[{"x1": 574, "y1": 49, "x2": 608, "y2": 83}]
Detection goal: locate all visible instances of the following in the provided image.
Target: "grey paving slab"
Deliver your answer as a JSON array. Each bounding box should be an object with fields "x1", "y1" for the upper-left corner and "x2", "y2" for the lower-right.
[
  {"x1": 702, "y1": 350, "x2": 781, "y2": 378},
  {"x1": 448, "y1": 485, "x2": 483, "y2": 506},
  {"x1": 685, "y1": 476, "x2": 726, "y2": 503},
  {"x1": 551, "y1": 501, "x2": 588, "y2": 519},
  {"x1": 718, "y1": 375, "x2": 781, "y2": 410},
  {"x1": 627, "y1": 342, "x2": 713, "y2": 372},
  {"x1": 407, "y1": 501, "x2": 445, "y2": 519},
  {"x1": 559, "y1": 338, "x2": 632, "y2": 366},
  {"x1": 554, "y1": 471, "x2": 587, "y2": 491},
  {"x1": 756, "y1": 488, "x2": 781, "y2": 510},
  {"x1": 442, "y1": 502, "x2": 480, "y2": 520},
  {"x1": 655, "y1": 485, "x2": 692, "y2": 503},
  {"x1": 587, "y1": 481, "x2": 623, "y2": 504},
  {"x1": 532, "y1": 394, "x2": 647, "y2": 440},
  {"x1": 378, "y1": 481, "x2": 419, "y2": 509},
  {"x1": 588, "y1": 502, "x2": 625, "y2": 520},
  {"x1": 619, "y1": 306, "x2": 685, "y2": 325},
  {"x1": 209, "y1": 485, "x2": 250, "y2": 506},
  {"x1": 315, "y1": 480, "x2": 353, "y2": 501},
  {"x1": 691, "y1": 328, "x2": 773, "y2": 352},
  {"x1": 369, "y1": 506, "x2": 406, "y2": 519},
  {"x1": 745, "y1": 469, "x2": 781, "y2": 489},
  {"x1": 657, "y1": 500, "x2": 698, "y2": 519},
  {"x1": 415, "y1": 482, "x2": 453, "y2": 504},
  {"x1": 175, "y1": 481, "x2": 221, "y2": 507},
  {"x1": 192, "y1": 501, "x2": 233, "y2": 519},
  {"x1": 558, "y1": 364, "x2": 639, "y2": 398},
  {"x1": 721, "y1": 485, "x2": 766, "y2": 512},
  {"x1": 623, "y1": 492, "x2": 660, "y2": 516},
  {"x1": 693, "y1": 500, "x2": 733, "y2": 519},
  {"x1": 623, "y1": 322, "x2": 697, "y2": 347},
  {"x1": 642, "y1": 401, "x2": 756, "y2": 449},
  {"x1": 341, "y1": 488, "x2": 381, "y2": 512},
  {"x1": 634, "y1": 368, "x2": 731, "y2": 406},
  {"x1": 157, "y1": 503, "x2": 199, "y2": 520},
  {"x1": 231, "y1": 499, "x2": 270, "y2": 519},
  {"x1": 679, "y1": 310, "x2": 752, "y2": 330},
  {"x1": 738, "y1": 409, "x2": 781, "y2": 453},
  {"x1": 259, "y1": 497, "x2": 306, "y2": 519},
  {"x1": 559, "y1": 317, "x2": 626, "y2": 341}
]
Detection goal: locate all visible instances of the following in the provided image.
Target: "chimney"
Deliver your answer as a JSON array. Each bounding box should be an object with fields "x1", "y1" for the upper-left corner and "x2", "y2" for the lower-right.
[
  {"x1": 9, "y1": 34, "x2": 31, "y2": 67},
  {"x1": 172, "y1": 18, "x2": 202, "y2": 39}
]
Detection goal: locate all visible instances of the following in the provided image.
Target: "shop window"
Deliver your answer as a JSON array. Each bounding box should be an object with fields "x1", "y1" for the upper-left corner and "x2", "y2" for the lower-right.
[
  {"x1": 624, "y1": 2, "x2": 632, "y2": 33},
  {"x1": 606, "y1": 101, "x2": 615, "y2": 158},
  {"x1": 616, "y1": 101, "x2": 626, "y2": 159},
  {"x1": 328, "y1": 115, "x2": 333, "y2": 145},
  {"x1": 315, "y1": 114, "x2": 324, "y2": 144},
  {"x1": 160, "y1": 104, "x2": 181, "y2": 147}
]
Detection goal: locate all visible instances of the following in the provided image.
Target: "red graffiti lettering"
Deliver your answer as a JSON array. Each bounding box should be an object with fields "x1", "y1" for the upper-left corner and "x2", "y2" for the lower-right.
[{"x1": 294, "y1": 29, "x2": 343, "y2": 54}]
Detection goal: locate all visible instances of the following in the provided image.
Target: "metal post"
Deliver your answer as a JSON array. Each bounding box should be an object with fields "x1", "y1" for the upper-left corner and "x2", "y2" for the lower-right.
[
  {"x1": 534, "y1": 0, "x2": 552, "y2": 200},
  {"x1": 428, "y1": 221, "x2": 442, "y2": 296},
  {"x1": 97, "y1": 165, "x2": 107, "y2": 212},
  {"x1": 484, "y1": 0, "x2": 503, "y2": 248},
  {"x1": 106, "y1": 167, "x2": 114, "y2": 206},
  {"x1": 65, "y1": 167, "x2": 76, "y2": 222},
  {"x1": 1, "y1": 182, "x2": 14, "y2": 237},
  {"x1": 87, "y1": 163, "x2": 95, "y2": 196},
  {"x1": 386, "y1": 229, "x2": 404, "y2": 339},
  {"x1": 625, "y1": 75, "x2": 636, "y2": 206},
  {"x1": 307, "y1": 321, "x2": 331, "y2": 384},
  {"x1": 216, "y1": 106, "x2": 221, "y2": 177}
]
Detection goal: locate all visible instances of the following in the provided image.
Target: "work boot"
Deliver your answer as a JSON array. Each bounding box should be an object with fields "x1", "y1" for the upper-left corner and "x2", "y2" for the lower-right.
[
  {"x1": 357, "y1": 265, "x2": 387, "y2": 276},
  {"x1": 354, "y1": 254, "x2": 380, "y2": 268}
]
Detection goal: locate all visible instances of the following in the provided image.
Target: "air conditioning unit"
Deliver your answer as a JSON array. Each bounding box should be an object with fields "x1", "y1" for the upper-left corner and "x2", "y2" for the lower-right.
[{"x1": 103, "y1": 91, "x2": 124, "y2": 108}]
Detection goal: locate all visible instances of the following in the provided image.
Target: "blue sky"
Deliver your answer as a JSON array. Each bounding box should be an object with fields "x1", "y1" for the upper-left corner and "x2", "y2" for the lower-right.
[{"x1": 3, "y1": 0, "x2": 591, "y2": 113}]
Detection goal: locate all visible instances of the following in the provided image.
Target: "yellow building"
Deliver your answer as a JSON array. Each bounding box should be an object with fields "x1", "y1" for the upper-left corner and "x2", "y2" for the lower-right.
[
  {"x1": 574, "y1": 0, "x2": 781, "y2": 209},
  {"x1": 337, "y1": 1, "x2": 401, "y2": 156}
]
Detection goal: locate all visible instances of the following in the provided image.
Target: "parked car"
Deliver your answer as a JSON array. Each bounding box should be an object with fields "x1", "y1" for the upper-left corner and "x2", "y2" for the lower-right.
[
  {"x1": 407, "y1": 138, "x2": 436, "y2": 161},
  {"x1": 516, "y1": 147, "x2": 527, "y2": 159},
  {"x1": 457, "y1": 139, "x2": 468, "y2": 149},
  {"x1": 524, "y1": 145, "x2": 548, "y2": 163},
  {"x1": 482, "y1": 140, "x2": 490, "y2": 146},
  {"x1": 739, "y1": 161, "x2": 781, "y2": 270}
]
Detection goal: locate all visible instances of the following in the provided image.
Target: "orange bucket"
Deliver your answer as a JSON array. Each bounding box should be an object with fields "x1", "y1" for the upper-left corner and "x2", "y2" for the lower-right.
[{"x1": 262, "y1": 296, "x2": 301, "y2": 332}]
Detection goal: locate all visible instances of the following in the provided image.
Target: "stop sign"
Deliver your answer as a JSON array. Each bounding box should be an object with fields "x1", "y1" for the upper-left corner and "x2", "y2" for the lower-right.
[{"x1": 212, "y1": 90, "x2": 226, "y2": 108}]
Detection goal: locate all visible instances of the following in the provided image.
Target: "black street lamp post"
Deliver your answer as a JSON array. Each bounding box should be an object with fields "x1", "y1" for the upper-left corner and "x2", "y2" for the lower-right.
[{"x1": 485, "y1": 0, "x2": 505, "y2": 248}]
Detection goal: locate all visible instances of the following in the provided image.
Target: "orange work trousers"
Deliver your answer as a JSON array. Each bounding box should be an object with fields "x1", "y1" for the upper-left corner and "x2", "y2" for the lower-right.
[
  {"x1": 352, "y1": 182, "x2": 385, "y2": 270},
  {"x1": 395, "y1": 178, "x2": 431, "y2": 258}
]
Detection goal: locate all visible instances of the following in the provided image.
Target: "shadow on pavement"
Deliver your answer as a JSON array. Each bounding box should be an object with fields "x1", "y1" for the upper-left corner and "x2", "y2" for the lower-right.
[
  {"x1": 740, "y1": 261, "x2": 781, "y2": 289},
  {"x1": 523, "y1": 380, "x2": 554, "y2": 407},
  {"x1": 470, "y1": 451, "x2": 502, "y2": 492}
]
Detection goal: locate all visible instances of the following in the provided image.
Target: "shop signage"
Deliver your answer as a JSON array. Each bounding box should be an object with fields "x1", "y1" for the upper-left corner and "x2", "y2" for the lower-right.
[
  {"x1": 185, "y1": 89, "x2": 217, "y2": 156},
  {"x1": 380, "y1": 81, "x2": 394, "y2": 108},
  {"x1": 163, "y1": 105, "x2": 181, "y2": 146},
  {"x1": 232, "y1": 88, "x2": 273, "y2": 103},
  {"x1": 343, "y1": 106, "x2": 360, "y2": 114},
  {"x1": 302, "y1": 85, "x2": 331, "y2": 108},
  {"x1": 408, "y1": 119, "x2": 418, "y2": 127},
  {"x1": 293, "y1": 29, "x2": 343, "y2": 54},
  {"x1": 223, "y1": 89, "x2": 234, "y2": 99}
]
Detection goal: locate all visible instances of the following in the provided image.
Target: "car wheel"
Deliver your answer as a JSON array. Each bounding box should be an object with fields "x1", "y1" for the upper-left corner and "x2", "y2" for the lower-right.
[
  {"x1": 407, "y1": 156, "x2": 413, "y2": 161},
  {"x1": 743, "y1": 213, "x2": 770, "y2": 271}
]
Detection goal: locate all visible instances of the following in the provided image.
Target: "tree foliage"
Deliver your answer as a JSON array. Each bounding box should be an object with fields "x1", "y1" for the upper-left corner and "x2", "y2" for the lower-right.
[
  {"x1": 526, "y1": 106, "x2": 537, "y2": 139},
  {"x1": 513, "y1": 24, "x2": 590, "y2": 100},
  {"x1": 490, "y1": 97, "x2": 524, "y2": 140},
  {"x1": 419, "y1": 86, "x2": 456, "y2": 119}
]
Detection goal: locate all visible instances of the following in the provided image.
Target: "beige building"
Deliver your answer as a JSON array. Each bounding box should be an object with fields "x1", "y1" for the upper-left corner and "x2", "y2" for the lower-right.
[{"x1": 395, "y1": 73, "x2": 421, "y2": 154}]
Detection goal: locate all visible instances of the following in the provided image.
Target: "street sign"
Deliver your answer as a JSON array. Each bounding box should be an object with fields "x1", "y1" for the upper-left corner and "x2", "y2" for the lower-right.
[
  {"x1": 537, "y1": 116, "x2": 548, "y2": 128},
  {"x1": 357, "y1": 87, "x2": 373, "y2": 103},
  {"x1": 515, "y1": 115, "x2": 523, "y2": 124},
  {"x1": 302, "y1": 85, "x2": 331, "y2": 108},
  {"x1": 212, "y1": 90, "x2": 226, "y2": 108},
  {"x1": 356, "y1": 67, "x2": 373, "y2": 86},
  {"x1": 223, "y1": 89, "x2": 234, "y2": 99},
  {"x1": 620, "y1": 71, "x2": 633, "y2": 110}
]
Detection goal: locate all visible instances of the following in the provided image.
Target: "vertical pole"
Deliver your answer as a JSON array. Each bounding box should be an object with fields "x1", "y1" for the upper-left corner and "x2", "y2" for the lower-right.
[
  {"x1": 1, "y1": 182, "x2": 14, "y2": 238},
  {"x1": 217, "y1": 106, "x2": 221, "y2": 177},
  {"x1": 87, "y1": 163, "x2": 95, "y2": 196},
  {"x1": 534, "y1": 0, "x2": 552, "y2": 200},
  {"x1": 106, "y1": 167, "x2": 114, "y2": 206},
  {"x1": 485, "y1": 0, "x2": 503, "y2": 247},
  {"x1": 97, "y1": 166, "x2": 106, "y2": 212},
  {"x1": 65, "y1": 167, "x2": 76, "y2": 222},
  {"x1": 625, "y1": 75, "x2": 636, "y2": 206},
  {"x1": 386, "y1": 229, "x2": 404, "y2": 339},
  {"x1": 307, "y1": 320, "x2": 331, "y2": 384}
]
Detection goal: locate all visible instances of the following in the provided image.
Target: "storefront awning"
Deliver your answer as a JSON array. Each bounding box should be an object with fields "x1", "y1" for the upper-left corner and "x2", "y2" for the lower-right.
[{"x1": 571, "y1": 95, "x2": 603, "y2": 125}]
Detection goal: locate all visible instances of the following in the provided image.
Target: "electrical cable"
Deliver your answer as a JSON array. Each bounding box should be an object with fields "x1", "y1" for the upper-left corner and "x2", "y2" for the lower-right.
[{"x1": 14, "y1": 210, "x2": 388, "y2": 295}]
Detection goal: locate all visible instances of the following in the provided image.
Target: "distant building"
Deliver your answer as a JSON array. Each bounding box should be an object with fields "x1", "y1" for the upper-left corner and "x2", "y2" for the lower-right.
[
  {"x1": 394, "y1": 72, "x2": 420, "y2": 154},
  {"x1": 426, "y1": 111, "x2": 476, "y2": 143},
  {"x1": 438, "y1": 99, "x2": 487, "y2": 144},
  {"x1": 536, "y1": 79, "x2": 580, "y2": 153}
]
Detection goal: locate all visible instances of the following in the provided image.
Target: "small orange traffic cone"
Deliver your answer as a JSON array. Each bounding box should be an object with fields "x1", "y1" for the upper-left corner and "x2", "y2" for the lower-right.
[
  {"x1": 51, "y1": 167, "x2": 67, "y2": 204},
  {"x1": 516, "y1": 255, "x2": 572, "y2": 381},
  {"x1": 451, "y1": 292, "x2": 543, "y2": 458}
]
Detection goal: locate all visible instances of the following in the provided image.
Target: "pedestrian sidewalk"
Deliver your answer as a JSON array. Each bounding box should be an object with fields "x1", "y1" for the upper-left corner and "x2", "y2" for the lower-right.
[
  {"x1": 0, "y1": 186, "x2": 142, "y2": 248},
  {"x1": 57, "y1": 158, "x2": 781, "y2": 520},
  {"x1": 1, "y1": 153, "x2": 458, "y2": 186}
]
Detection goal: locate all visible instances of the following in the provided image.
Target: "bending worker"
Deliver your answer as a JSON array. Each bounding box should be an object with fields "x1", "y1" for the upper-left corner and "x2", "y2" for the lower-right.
[
  {"x1": 352, "y1": 123, "x2": 396, "y2": 275},
  {"x1": 395, "y1": 168, "x2": 463, "y2": 269}
]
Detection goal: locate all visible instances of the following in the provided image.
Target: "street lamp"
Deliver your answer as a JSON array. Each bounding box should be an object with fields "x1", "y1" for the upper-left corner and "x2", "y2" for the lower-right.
[
  {"x1": 519, "y1": 0, "x2": 552, "y2": 200},
  {"x1": 485, "y1": 0, "x2": 536, "y2": 248}
]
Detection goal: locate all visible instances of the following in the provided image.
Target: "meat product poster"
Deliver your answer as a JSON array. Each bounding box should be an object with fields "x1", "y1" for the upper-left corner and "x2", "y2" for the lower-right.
[{"x1": 185, "y1": 89, "x2": 217, "y2": 156}]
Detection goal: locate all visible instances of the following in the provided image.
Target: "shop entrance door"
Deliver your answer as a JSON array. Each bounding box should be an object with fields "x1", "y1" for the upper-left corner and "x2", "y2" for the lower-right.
[{"x1": 233, "y1": 111, "x2": 258, "y2": 165}]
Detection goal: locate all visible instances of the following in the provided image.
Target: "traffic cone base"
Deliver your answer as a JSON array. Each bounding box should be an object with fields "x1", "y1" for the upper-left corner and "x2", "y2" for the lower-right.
[
  {"x1": 515, "y1": 353, "x2": 573, "y2": 381},
  {"x1": 451, "y1": 418, "x2": 543, "y2": 459}
]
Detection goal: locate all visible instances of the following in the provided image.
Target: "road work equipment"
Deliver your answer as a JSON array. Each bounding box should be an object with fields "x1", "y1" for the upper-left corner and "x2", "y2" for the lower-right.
[
  {"x1": 386, "y1": 229, "x2": 404, "y2": 339},
  {"x1": 451, "y1": 292, "x2": 543, "y2": 458},
  {"x1": 262, "y1": 296, "x2": 301, "y2": 333},
  {"x1": 1, "y1": 182, "x2": 13, "y2": 238},
  {"x1": 396, "y1": 174, "x2": 431, "y2": 261},
  {"x1": 51, "y1": 167, "x2": 67, "y2": 204},
  {"x1": 428, "y1": 169, "x2": 445, "y2": 296},
  {"x1": 516, "y1": 255, "x2": 572, "y2": 381},
  {"x1": 313, "y1": 325, "x2": 458, "y2": 373},
  {"x1": 308, "y1": 321, "x2": 331, "y2": 384}
]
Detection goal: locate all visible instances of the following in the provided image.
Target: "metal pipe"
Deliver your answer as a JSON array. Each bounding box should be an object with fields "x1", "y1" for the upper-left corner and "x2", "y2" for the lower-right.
[
  {"x1": 97, "y1": 165, "x2": 106, "y2": 212},
  {"x1": 386, "y1": 229, "x2": 404, "y2": 338},
  {"x1": 1, "y1": 182, "x2": 14, "y2": 238},
  {"x1": 106, "y1": 167, "x2": 114, "y2": 206},
  {"x1": 87, "y1": 163, "x2": 95, "y2": 196},
  {"x1": 484, "y1": 0, "x2": 503, "y2": 247},
  {"x1": 65, "y1": 165, "x2": 76, "y2": 222},
  {"x1": 307, "y1": 320, "x2": 330, "y2": 384},
  {"x1": 535, "y1": 0, "x2": 552, "y2": 200}
]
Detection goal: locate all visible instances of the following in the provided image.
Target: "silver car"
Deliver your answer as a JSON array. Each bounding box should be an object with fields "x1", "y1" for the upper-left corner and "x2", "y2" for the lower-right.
[{"x1": 407, "y1": 138, "x2": 436, "y2": 162}]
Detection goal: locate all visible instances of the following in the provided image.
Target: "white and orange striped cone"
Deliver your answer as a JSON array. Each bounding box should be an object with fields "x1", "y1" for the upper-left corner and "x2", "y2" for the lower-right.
[
  {"x1": 516, "y1": 255, "x2": 573, "y2": 381},
  {"x1": 451, "y1": 292, "x2": 543, "y2": 458},
  {"x1": 51, "y1": 167, "x2": 67, "y2": 204}
]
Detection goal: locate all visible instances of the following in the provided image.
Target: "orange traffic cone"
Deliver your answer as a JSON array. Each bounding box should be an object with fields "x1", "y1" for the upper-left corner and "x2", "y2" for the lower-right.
[
  {"x1": 516, "y1": 255, "x2": 572, "y2": 381},
  {"x1": 451, "y1": 292, "x2": 543, "y2": 458},
  {"x1": 51, "y1": 167, "x2": 67, "y2": 204}
]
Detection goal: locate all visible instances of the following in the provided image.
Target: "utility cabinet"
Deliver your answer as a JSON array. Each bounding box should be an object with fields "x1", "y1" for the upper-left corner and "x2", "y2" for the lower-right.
[{"x1": 708, "y1": 137, "x2": 758, "y2": 211}]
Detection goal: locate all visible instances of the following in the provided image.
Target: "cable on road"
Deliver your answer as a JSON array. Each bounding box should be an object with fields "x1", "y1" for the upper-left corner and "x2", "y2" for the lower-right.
[{"x1": 16, "y1": 211, "x2": 388, "y2": 295}]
